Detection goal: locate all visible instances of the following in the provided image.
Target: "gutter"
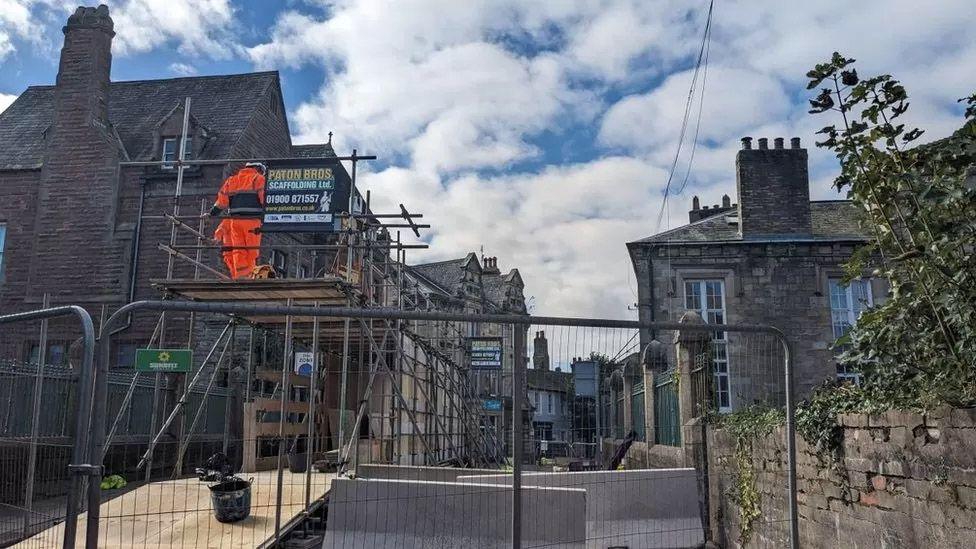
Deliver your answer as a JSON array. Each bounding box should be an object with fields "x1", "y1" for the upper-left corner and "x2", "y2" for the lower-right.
[{"x1": 634, "y1": 236, "x2": 870, "y2": 247}]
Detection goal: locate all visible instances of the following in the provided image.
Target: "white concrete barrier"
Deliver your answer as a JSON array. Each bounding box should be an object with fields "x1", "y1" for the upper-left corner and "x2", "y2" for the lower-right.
[
  {"x1": 355, "y1": 463, "x2": 500, "y2": 482},
  {"x1": 458, "y1": 468, "x2": 703, "y2": 549},
  {"x1": 323, "y1": 478, "x2": 587, "y2": 549}
]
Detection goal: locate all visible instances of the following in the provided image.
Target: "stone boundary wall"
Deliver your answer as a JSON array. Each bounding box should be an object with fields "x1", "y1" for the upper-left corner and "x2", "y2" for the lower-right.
[
  {"x1": 601, "y1": 440, "x2": 686, "y2": 470},
  {"x1": 707, "y1": 407, "x2": 976, "y2": 548}
]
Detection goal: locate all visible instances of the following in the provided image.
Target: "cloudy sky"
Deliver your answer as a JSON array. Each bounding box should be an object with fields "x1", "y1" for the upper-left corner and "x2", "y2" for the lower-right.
[{"x1": 1, "y1": 1, "x2": 974, "y2": 319}]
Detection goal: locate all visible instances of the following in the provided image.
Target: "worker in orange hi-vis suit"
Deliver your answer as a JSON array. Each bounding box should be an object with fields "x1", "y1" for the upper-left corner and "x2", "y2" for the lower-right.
[{"x1": 209, "y1": 163, "x2": 267, "y2": 279}]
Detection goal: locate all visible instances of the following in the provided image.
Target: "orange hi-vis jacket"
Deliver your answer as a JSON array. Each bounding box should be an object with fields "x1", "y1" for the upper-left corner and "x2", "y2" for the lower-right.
[{"x1": 213, "y1": 166, "x2": 266, "y2": 217}]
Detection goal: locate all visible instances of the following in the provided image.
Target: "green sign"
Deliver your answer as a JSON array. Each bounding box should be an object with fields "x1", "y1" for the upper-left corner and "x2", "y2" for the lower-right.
[{"x1": 135, "y1": 349, "x2": 192, "y2": 373}]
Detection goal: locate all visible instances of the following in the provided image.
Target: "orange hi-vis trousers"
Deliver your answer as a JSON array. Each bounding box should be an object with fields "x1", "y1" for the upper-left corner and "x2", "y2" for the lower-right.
[{"x1": 215, "y1": 218, "x2": 262, "y2": 279}]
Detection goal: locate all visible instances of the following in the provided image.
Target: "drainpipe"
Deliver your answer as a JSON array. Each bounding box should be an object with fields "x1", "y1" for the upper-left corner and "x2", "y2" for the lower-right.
[{"x1": 111, "y1": 181, "x2": 146, "y2": 336}]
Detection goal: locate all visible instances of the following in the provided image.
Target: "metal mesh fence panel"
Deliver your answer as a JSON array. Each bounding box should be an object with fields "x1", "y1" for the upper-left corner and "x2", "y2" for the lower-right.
[
  {"x1": 2, "y1": 302, "x2": 797, "y2": 548},
  {"x1": 0, "y1": 308, "x2": 93, "y2": 548}
]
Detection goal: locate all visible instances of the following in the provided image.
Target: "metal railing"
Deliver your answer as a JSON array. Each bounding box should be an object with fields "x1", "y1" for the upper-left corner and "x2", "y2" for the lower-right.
[{"x1": 654, "y1": 371, "x2": 681, "y2": 447}]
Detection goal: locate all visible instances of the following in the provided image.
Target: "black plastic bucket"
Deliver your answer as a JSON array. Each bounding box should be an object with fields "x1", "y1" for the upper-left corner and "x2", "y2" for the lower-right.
[
  {"x1": 209, "y1": 478, "x2": 252, "y2": 523},
  {"x1": 288, "y1": 452, "x2": 308, "y2": 474}
]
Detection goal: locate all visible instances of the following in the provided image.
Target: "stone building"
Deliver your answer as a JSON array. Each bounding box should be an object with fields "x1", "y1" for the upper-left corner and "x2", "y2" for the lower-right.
[
  {"x1": 628, "y1": 136, "x2": 885, "y2": 405},
  {"x1": 408, "y1": 253, "x2": 530, "y2": 457},
  {"x1": 526, "y1": 331, "x2": 573, "y2": 446}
]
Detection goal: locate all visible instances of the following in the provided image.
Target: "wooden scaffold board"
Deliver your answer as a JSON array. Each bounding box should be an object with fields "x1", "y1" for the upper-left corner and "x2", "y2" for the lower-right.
[{"x1": 18, "y1": 471, "x2": 334, "y2": 549}]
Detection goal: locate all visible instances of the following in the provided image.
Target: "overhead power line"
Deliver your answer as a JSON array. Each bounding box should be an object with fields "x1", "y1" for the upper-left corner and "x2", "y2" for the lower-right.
[{"x1": 653, "y1": 0, "x2": 715, "y2": 233}]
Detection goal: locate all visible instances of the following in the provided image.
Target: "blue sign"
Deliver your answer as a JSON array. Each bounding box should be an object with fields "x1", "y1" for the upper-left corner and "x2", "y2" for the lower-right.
[
  {"x1": 483, "y1": 398, "x2": 503, "y2": 412},
  {"x1": 294, "y1": 351, "x2": 314, "y2": 376},
  {"x1": 469, "y1": 338, "x2": 503, "y2": 370}
]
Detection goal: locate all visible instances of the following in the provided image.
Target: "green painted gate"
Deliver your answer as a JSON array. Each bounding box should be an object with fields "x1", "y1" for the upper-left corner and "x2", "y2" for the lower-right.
[{"x1": 654, "y1": 369, "x2": 681, "y2": 446}]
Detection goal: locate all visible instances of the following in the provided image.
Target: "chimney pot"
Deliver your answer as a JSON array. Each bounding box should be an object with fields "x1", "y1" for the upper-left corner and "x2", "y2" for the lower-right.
[
  {"x1": 722, "y1": 194, "x2": 731, "y2": 208},
  {"x1": 713, "y1": 204, "x2": 719, "y2": 210},
  {"x1": 758, "y1": 138, "x2": 768, "y2": 150},
  {"x1": 741, "y1": 137, "x2": 753, "y2": 150},
  {"x1": 692, "y1": 196, "x2": 700, "y2": 210},
  {"x1": 774, "y1": 137, "x2": 784, "y2": 149},
  {"x1": 791, "y1": 137, "x2": 801, "y2": 149},
  {"x1": 703, "y1": 205, "x2": 710, "y2": 210}
]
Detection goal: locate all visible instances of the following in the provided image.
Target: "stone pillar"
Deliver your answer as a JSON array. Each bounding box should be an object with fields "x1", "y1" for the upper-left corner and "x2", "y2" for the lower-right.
[
  {"x1": 674, "y1": 311, "x2": 714, "y2": 538},
  {"x1": 674, "y1": 311, "x2": 709, "y2": 466}
]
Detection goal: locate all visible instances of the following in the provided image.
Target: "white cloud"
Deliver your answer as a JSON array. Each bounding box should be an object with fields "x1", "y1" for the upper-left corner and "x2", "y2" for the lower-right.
[
  {"x1": 599, "y1": 66, "x2": 791, "y2": 153},
  {"x1": 0, "y1": 92, "x2": 16, "y2": 112},
  {"x1": 168, "y1": 62, "x2": 197, "y2": 76},
  {"x1": 107, "y1": 0, "x2": 237, "y2": 57},
  {"x1": 360, "y1": 156, "x2": 669, "y2": 318},
  {"x1": 0, "y1": 0, "x2": 42, "y2": 61}
]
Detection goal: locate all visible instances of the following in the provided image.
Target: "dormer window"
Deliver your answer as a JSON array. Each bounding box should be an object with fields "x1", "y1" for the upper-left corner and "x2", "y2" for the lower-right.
[{"x1": 162, "y1": 136, "x2": 193, "y2": 168}]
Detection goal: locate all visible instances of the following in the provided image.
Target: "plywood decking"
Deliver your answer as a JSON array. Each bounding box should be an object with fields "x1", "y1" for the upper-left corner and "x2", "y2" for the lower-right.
[
  {"x1": 18, "y1": 471, "x2": 334, "y2": 548},
  {"x1": 151, "y1": 278, "x2": 352, "y2": 303}
]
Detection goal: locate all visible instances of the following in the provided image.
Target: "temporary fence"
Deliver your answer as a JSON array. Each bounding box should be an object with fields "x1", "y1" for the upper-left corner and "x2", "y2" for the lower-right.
[
  {"x1": 0, "y1": 305, "x2": 96, "y2": 549},
  {"x1": 0, "y1": 300, "x2": 797, "y2": 548}
]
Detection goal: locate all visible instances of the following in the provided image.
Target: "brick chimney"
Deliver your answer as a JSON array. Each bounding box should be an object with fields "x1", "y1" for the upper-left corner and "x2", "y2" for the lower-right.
[
  {"x1": 483, "y1": 256, "x2": 500, "y2": 275},
  {"x1": 53, "y1": 5, "x2": 114, "y2": 131},
  {"x1": 735, "y1": 136, "x2": 811, "y2": 238},
  {"x1": 689, "y1": 194, "x2": 736, "y2": 223},
  {"x1": 533, "y1": 331, "x2": 550, "y2": 371},
  {"x1": 30, "y1": 5, "x2": 121, "y2": 299}
]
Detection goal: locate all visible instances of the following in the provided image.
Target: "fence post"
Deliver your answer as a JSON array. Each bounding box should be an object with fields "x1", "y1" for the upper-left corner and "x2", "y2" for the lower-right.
[
  {"x1": 24, "y1": 293, "x2": 50, "y2": 536},
  {"x1": 511, "y1": 324, "x2": 525, "y2": 549}
]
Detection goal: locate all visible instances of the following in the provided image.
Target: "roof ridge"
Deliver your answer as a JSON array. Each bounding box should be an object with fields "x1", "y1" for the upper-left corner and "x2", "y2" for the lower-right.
[
  {"x1": 631, "y1": 209, "x2": 731, "y2": 243},
  {"x1": 411, "y1": 257, "x2": 465, "y2": 268},
  {"x1": 109, "y1": 71, "x2": 279, "y2": 86}
]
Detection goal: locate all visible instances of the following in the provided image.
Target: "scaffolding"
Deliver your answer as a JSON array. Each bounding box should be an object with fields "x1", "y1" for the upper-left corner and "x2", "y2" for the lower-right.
[{"x1": 99, "y1": 98, "x2": 503, "y2": 489}]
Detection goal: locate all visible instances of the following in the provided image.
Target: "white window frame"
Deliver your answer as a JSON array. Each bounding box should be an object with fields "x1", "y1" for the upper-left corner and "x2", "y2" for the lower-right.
[
  {"x1": 684, "y1": 279, "x2": 731, "y2": 412},
  {"x1": 828, "y1": 278, "x2": 873, "y2": 383},
  {"x1": 162, "y1": 136, "x2": 193, "y2": 168}
]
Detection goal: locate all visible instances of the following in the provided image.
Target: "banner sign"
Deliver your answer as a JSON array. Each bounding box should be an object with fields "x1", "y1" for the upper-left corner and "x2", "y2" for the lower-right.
[
  {"x1": 262, "y1": 159, "x2": 353, "y2": 232},
  {"x1": 469, "y1": 337, "x2": 503, "y2": 370},
  {"x1": 294, "y1": 351, "x2": 315, "y2": 376},
  {"x1": 135, "y1": 349, "x2": 192, "y2": 373},
  {"x1": 483, "y1": 398, "x2": 503, "y2": 412}
]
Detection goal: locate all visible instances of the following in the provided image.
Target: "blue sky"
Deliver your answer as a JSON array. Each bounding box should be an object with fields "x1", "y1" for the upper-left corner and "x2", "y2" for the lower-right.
[{"x1": 1, "y1": 0, "x2": 974, "y2": 318}]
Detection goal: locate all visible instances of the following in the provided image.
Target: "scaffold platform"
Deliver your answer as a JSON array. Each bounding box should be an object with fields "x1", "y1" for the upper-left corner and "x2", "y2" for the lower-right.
[
  {"x1": 151, "y1": 277, "x2": 352, "y2": 304},
  {"x1": 18, "y1": 471, "x2": 335, "y2": 549}
]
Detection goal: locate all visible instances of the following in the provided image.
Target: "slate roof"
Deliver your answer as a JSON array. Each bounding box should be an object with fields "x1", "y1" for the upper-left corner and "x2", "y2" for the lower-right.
[
  {"x1": 527, "y1": 369, "x2": 574, "y2": 393},
  {"x1": 409, "y1": 256, "x2": 473, "y2": 296},
  {"x1": 292, "y1": 143, "x2": 337, "y2": 158},
  {"x1": 409, "y1": 254, "x2": 525, "y2": 312},
  {"x1": 630, "y1": 200, "x2": 869, "y2": 245},
  {"x1": 0, "y1": 71, "x2": 280, "y2": 170}
]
